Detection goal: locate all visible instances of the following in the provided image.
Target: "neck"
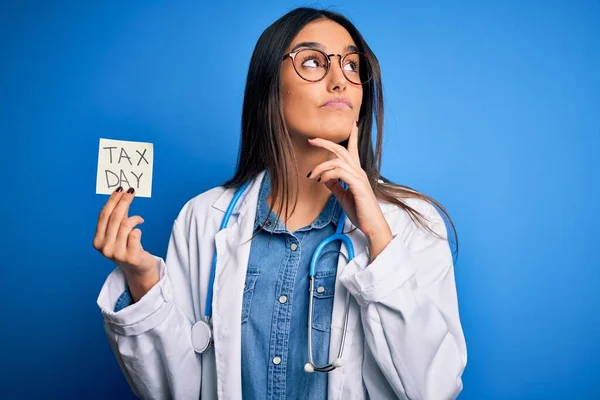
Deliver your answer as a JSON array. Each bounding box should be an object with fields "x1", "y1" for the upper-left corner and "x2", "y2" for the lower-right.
[{"x1": 267, "y1": 135, "x2": 336, "y2": 223}]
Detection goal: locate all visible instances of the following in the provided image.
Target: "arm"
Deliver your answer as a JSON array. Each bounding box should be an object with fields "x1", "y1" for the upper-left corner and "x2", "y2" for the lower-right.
[
  {"x1": 339, "y1": 205, "x2": 467, "y2": 400},
  {"x1": 97, "y1": 219, "x2": 202, "y2": 400}
]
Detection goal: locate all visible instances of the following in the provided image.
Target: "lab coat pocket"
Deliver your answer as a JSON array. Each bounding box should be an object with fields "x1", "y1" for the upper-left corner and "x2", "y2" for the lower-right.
[
  {"x1": 241, "y1": 268, "x2": 260, "y2": 324},
  {"x1": 311, "y1": 270, "x2": 336, "y2": 332}
]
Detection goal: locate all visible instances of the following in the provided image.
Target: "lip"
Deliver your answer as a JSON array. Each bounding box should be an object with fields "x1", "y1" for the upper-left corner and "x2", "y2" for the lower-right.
[{"x1": 320, "y1": 97, "x2": 352, "y2": 110}]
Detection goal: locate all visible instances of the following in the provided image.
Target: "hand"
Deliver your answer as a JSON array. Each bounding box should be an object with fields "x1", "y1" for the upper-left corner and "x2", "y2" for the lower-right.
[
  {"x1": 307, "y1": 121, "x2": 393, "y2": 260},
  {"x1": 93, "y1": 187, "x2": 158, "y2": 299}
]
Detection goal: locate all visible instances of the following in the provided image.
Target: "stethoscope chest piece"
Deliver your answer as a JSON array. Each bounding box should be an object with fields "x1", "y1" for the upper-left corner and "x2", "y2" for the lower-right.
[{"x1": 191, "y1": 320, "x2": 212, "y2": 354}]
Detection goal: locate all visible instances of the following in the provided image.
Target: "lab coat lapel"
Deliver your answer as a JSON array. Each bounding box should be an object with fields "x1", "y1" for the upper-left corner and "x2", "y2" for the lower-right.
[
  {"x1": 211, "y1": 172, "x2": 264, "y2": 400},
  {"x1": 327, "y1": 215, "x2": 368, "y2": 399}
]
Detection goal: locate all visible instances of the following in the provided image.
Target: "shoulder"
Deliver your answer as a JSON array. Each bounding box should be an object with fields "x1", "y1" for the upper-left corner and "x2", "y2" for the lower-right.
[
  {"x1": 378, "y1": 195, "x2": 447, "y2": 242},
  {"x1": 374, "y1": 179, "x2": 441, "y2": 231},
  {"x1": 171, "y1": 171, "x2": 265, "y2": 234},
  {"x1": 173, "y1": 185, "x2": 230, "y2": 232},
  {"x1": 379, "y1": 195, "x2": 438, "y2": 223}
]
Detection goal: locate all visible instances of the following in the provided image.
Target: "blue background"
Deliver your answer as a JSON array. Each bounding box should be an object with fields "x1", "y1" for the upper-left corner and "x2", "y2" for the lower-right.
[{"x1": 1, "y1": 1, "x2": 598, "y2": 398}]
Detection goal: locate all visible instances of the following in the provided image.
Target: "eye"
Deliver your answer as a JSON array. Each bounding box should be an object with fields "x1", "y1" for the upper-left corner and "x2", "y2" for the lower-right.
[
  {"x1": 343, "y1": 61, "x2": 359, "y2": 72},
  {"x1": 301, "y1": 56, "x2": 324, "y2": 69},
  {"x1": 296, "y1": 49, "x2": 328, "y2": 69},
  {"x1": 343, "y1": 54, "x2": 361, "y2": 73}
]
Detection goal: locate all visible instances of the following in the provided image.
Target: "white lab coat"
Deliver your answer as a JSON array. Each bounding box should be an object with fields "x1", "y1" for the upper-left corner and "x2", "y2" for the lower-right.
[{"x1": 97, "y1": 170, "x2": 467, "y2": 400}]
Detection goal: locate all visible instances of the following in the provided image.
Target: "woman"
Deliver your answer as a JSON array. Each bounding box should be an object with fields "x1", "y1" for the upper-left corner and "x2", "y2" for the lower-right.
[{"x1": 95, "y1": 7, "x2": 467, "y2": 400}]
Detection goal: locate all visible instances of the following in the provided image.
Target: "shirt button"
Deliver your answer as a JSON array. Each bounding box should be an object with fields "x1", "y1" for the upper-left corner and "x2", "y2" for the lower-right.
[
  {"x1": 273, "y1": 356, "x2": 282, "y2": 365},
  {"x1": 279, "y1": 295, "x2": 287, "y2": 304},
  {"x1": 317, "y1": 286, "x2": 326, "y2": 294},
  {"x1": 266, "y1": 221, "x2": 272, "y2": 227},
  {"x1": 290, "y1": 243, "x2": 298, "y2": 251}
]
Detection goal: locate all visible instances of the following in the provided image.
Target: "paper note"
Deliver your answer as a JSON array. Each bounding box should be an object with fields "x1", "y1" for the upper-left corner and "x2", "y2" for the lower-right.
[{"x1": 96, "y1": 138, "x2": 154, "y2": 198}]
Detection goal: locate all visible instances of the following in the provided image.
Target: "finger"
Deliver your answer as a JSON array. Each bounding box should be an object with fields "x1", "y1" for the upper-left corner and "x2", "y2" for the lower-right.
[
  {"x1": 323, "y1": 179, "x2": 347, "y2": 199},
  {"x1": 308, "y1": 157, "x2": 364, "y2": 185},
  {"x1": 308, "y1": 158, "x2": 355, "y2": 182},
  {"x1": 94, "y1": 187, "x2": 125, "y2": 249},
  {"x1": 348, "y1": 120, "x2": 360, "y2": 163},
  {"x1": 127, "y1": 228, "x2": 144, "y2": 257},
  {"x1": 104, "y1": 188, "x2": 136, "y2": 248},
  {"x1": 114, "y1": 215, "x2": 144, "y2": 261},
  {"x1": 318, "y1": 167, "x2": 362, "y2": 211},
  {"x1": 308, "y1": 137, "x2": 357, "y2": 167},
  {"x1": 312, "y1": 161, "x2": 362, "y2": 191}
]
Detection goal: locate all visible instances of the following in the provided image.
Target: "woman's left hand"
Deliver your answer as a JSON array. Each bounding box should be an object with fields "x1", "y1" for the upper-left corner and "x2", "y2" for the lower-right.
[{"x1": 307, "y1": 120, "x2": 393, "y2": 260}]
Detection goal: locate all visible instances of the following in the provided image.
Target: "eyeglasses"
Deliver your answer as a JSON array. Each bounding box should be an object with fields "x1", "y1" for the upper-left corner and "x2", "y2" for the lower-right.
[{"x1": 283, "y1": 48, "x2": 373, "y2": 85}]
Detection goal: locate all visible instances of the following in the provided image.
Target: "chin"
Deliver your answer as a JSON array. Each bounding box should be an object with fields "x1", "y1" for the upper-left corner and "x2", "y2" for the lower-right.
[
  {"x1": 310, "y1": 113, "x2": 355, "y2": 143},
  {"x1": 314, "y1": 117, "x2": 353, "y2": 142}
]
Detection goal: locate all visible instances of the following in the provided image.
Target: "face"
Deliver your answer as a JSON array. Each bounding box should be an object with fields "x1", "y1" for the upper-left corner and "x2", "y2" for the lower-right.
[{"x1": 281, "y1": 19, "x2": 363, "y2": 145}]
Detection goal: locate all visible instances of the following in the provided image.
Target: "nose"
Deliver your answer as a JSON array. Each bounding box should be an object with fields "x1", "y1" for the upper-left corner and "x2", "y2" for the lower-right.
[{"x1": 326, "y1": 54, "x2": 347, "y2": 91}]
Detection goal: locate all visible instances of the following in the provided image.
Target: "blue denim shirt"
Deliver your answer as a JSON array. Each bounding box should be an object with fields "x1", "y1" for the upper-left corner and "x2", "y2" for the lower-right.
[
  {"x1": 114, "y1": 172, "x2": 342, "y2": 399},
  {"x1": 241, "y1": 172, "x2": 341, "y2": 400}
]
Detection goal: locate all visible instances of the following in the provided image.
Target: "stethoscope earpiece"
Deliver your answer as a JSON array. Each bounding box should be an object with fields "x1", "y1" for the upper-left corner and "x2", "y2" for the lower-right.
[{"x1": 304, "y1": 363, "x2": 315, "y2": 373}]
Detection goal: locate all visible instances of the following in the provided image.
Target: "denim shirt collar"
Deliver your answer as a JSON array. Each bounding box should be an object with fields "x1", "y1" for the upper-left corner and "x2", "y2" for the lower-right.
[{"x1": 254, "y1": 170, "x2": 341, "y2": 234}]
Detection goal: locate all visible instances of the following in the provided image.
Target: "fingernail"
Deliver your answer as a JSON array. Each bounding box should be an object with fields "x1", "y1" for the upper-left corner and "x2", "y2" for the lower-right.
[
  {"x1": 306, "y1": 171, "x2": 312, "y2": 178},
  {"x1": 127, "y1": 187, "x2": 135, "y2": 194},
  {"x1": 308, "y1": 137, "x2": 316, "y2": 140},
  {"x1": 355, "y1": 120, "x2": 359, "y2": 127},
  {"x1": 115, "y1": 186, "x2": 123, "y2": 193},
  {"x1": 317, "y1": 177, "x2": 321, "y2": 182}
]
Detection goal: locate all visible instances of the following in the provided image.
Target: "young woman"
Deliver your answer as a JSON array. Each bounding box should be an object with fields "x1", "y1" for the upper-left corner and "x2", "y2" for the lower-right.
[{"x1": 95, "y1": 7, "x2": 467, "y2": 400}]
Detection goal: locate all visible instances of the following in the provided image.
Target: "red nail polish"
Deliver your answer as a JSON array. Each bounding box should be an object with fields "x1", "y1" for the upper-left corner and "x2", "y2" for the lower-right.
[
  {"x1": 355, "y1": 120, "x2": 359, "y2": 127},
  {"x1": 309, "y1": 137, "x2": 316, "y2": 140},
  {"x1": 127, "y1": 187, "x2": 135, "y2": 194},
  {"x1": 115, "y1": 186, "x2": 123, "y2": 193}
]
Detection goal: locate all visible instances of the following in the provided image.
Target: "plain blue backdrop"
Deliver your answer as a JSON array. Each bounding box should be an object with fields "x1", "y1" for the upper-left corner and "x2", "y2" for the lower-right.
[{"x1": 1, "y1": 1, "x2": 598, "y2": 398}]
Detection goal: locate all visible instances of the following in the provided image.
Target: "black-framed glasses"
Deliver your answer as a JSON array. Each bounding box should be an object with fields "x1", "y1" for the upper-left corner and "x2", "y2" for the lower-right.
[{"x1": 283, "y1": 48, "x2": 373, "y2": 85}]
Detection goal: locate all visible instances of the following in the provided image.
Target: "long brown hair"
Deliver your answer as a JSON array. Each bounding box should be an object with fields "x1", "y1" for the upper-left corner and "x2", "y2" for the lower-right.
[{"x1": 223, "y1": 7, "x2": 458, "y2": 258}]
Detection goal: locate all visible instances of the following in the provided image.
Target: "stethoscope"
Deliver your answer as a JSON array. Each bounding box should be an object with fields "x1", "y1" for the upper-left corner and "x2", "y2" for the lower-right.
[{"x1": 190, "y1": 179, "x2": 354, "y2": 373}]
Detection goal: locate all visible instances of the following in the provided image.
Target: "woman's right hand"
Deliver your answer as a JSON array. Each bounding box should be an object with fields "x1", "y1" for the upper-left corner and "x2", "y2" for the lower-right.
[{"x1": 93, "y1": 186, "x2": 159, "y2": 302}]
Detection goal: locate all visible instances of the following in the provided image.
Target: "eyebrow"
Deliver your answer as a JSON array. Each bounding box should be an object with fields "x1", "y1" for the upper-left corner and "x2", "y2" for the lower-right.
[{"x1": 290, "y1": 41, "x2": 359, "y2": 53}]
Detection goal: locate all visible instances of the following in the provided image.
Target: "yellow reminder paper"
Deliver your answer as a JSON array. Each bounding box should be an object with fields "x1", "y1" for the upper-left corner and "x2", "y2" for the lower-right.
[{"x1": 96, "y1": 138, "x2": 154, "y2": 198}]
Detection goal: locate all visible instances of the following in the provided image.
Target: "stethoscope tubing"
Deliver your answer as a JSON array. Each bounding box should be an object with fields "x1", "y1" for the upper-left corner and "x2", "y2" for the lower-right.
[
  {"x1": 196, "y1": 177, "x2": 353, "y2": 373},
  {"x1": 204, "y1": 180, "x2": 252, "y2": 320}
]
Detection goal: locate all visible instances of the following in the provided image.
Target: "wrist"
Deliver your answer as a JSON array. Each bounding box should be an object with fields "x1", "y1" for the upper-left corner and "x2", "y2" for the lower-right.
[
  {"x1": 366, "y1": 223, "x2": 393, "y2": 263},
  {"x1": 124, "y1": 269, "x2": 159, "y2": 303}
]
